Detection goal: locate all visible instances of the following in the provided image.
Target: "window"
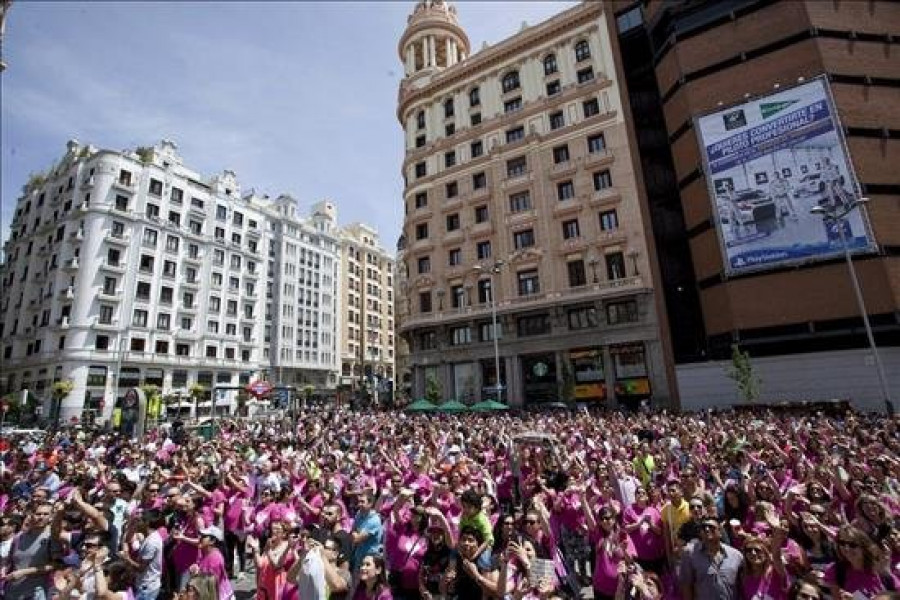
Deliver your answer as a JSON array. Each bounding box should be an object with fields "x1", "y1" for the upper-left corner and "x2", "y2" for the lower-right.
[
  {"x1": 517, "y1": 313, "x2": 549, "y2": 336},
  {"x1": 445, "y1": 151, "x2": 456, "y2": 168},
  {"x1": 445, "y1": 181, "x2": 458, "y2": 199},
  {"x1": 214, "y1": 227, "x2": 225, "y2": 240},
  {"x1": 583, "y1": 98, "x2": 600, "y2": 117},
  {"x1": 445, "y1": 123, "x2": 455, "y2": 136},
  {"x1": 156, "y1": 340, "x2": 169, "y2": 354},
  {"x1": 546, "y1": 80, "x2": 561, "y2": 96},
  {"x1": 506, "y1": 126, "x2": 525, "y2": 144},
  {"x1": 103, "y1": 277, "x2": 117, "y2": 295},
  {"x1": 600, "y1": 209, "x2": 619, "y2": 231},
  {"x1": 569, "y1": 306, "x2": 599, "y2": 329},
  {"x1": 543, "y1": 53, "x2": 558, "y2": 75},
  {"x1": 171, "y1": 187, "x2": 184, "y2": 204},
  {"x1": 133, "y1": 309, "x2": 148, "y2": 327},
  {"x1": 446, "y1": 214, "x2": 460, "y2": 231},
  {"x1": 415, "y1": 162, "x2": 427, "y2": 178},
  {"x1": 562, "y1": 219, "x2": 580, "y2": 239},
  {"x1": 443, "y1": 98, "x2": 454, "y2": 118},
  {"x1": 95, "y1": 336, "x2": 110, "y2": 351},
  {"x1": 417, "y1": 256, "x2": 431, "y2": 274},
  {"x1": 549, "y1": 111, "x2": 565, "y2": 130},
  {"x1": 139, "y1": 255, "x2": 154, "y2": 273},
  {"x1": 471, "y1": 113, "x2": 482, "y2": 126},
  {"x1": 230, "y1": 255, "x2": 241, "y2": 269},
  {"x1": 145, "y1": 203, "x2": 160, "y2": 219},
  {"x1": 142, "y1": 228, "x2": 158, "y2": 248},
  {"x1": 233, "y1": 212, "x2": 243, "y2": 227},
  {"x1": 450, "y1": 326, "x2": 471, "y2": 346},
  {"x1": 183, "y1": 292, "x2": 195, "y2": 308},
  {"x1": 574, "y1": 40, "x2": 591, "y2": 62},
  {"x1": 416, "y1": 135, "x2": 426, "y2": 148},
  {"x1": 168, "y1": 211, "x2": 181, "y2": 227},
  {"x1": 208, "y1": 320, "x2": 220, "y2": 334},
  {"x1": 553, "y1": 145, "x2": 570, "y2": 164},
  {"x1": 149, "y1": 178, "x2": 163, "y2": 196},
  {"x1": 111, "y1": 221, "x2": 125, "y2": 238},
  {"x1": 163, "y1": 260, "x2": 177, "y2": 277},
  {"x1": 216, "y1": 205, "x2": 227, "y2": 220},
  {"x1": 594, "y1": 170, "x2": 613, "y2": 190},
  {"x1": 159, "y1": 286, "x2": 174, "y2": 305},
  {"x1": 415, "y1": 223, "x2": 429, "y2": 240},
  {"x1": 588, "y1": 133, "x2": 607, "y2": 153},
  {"x1": 157, "y1": 313, "x2": 171, "y2": 330},
  {"x1": 469, "y1": 87, "x2": 480, "y2": 107},
  {"x1": 476, "y1": 240, "x2": 492, "y2": 259},
  {"x1": 509, "y1": 191, "x2": 531, "y2": 212},
  {"x1": 419, "y1": 291, "x2": 432, "y2": 313},
  {"x1": 209, "y1": 296, "x2": 221, "y2": 312},
  {"x1": 577, "y1": 67, "x2": 594, "y2": 84},
  {"x1": 99, "y1": 305, "x2": 114, "y2": 325},
  {"x1": 471, "y1": 140, "x2": 483, "y2": 158},
  {"x1": 473, "y1": 172, "x2": 486, "y2": 189},
  {"x1": 474, "y1": 205, "x2": 489, "y2": 223},
  {"x1": 557, "y1": 181, "x2": 576, "y2": 201},
  {"x1": 501, "y1": 70, "x2": 520, "y2": 93},
  {"x1": 211, "y1": 272, "x2": 223, "y2": 287},
  {"x1": 606, "y1": 252, "x2": 626, "y2": 280},
  {"x1": 166, "y1": 235, "x2": 179, "y2": 252},
  {"x1": 448, "y1": 248, "x2": 462, "y2": 266},
  {"x1": 190, "y1": 197, "x2": 204, "y2": 209},
  {"x1": 567, "y1": 259, "x2": 587, "y2": 286},
  {"x1": 504, "y1": 97, "x2": 522, "y2": 113},
  {"x1": 206, "y1": 346, "x2": 217, "y2": 358},
  {"x1": 414, "y1": 192, "x2": 428, "y2": 208},
  {"x1": 477, "y1": 279, "x2": 492, "y2": 304},
  {"x1": 513, "y1": 229, "x2": 535, "y2": 249},
  {"x1": 506, "y1": 156, "x2": 527, "y2": 178},
  {"x1": 181, "y1": 316, "x2": 193, "y2": 329},
  {"x1": 417, "y1": 110, "x2": 425, "y2": 129},
  {"x1": 607, "y1": 300, "x2": 639, "y2": 324},
  {"x1": 130, "y1": 338, "x2": 146, "y2": 352},
  {"x1": 189, "y1": 220, "x2": 202, "y2": 234},
  {"x1": 176, "y1": 344, "x2": 190, "y2": 356}
]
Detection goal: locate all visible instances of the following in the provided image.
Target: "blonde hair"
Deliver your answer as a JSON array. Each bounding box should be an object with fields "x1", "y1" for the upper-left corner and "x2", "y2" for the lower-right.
[{"x1": 186, "y1": 574, "x2": 218, "y2": 600}]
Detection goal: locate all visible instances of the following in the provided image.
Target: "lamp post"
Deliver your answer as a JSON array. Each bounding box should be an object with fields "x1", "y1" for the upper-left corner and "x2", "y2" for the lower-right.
[
  {"x1": 473, "y1": 260, "x2": 504, "y2": 404},
  {"x1": 810, "y1": 198, "x2": 894, "y2": 414}
]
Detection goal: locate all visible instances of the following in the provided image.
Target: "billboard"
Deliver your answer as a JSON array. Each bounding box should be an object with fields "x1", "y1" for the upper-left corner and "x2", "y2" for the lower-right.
[{"x1": 696, "y1": 77, "x2": 875, "y2": 275}]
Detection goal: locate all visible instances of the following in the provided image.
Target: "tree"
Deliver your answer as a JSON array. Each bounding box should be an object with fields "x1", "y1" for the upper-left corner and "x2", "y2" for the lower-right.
[
  {"x1": 301, "y1": 384, "x2": 315, "y2": 410},
  {"x1": 189, "y1": 383, "x2": 207, "y2": 421},
  {"x1": 425, "y1": 374, "x2": 442, "y2": 404},
  {"x1": 140, "y1": 384, "x2": 161, "y2": 421},
  {"x1": 51, "y1": 380, "x2": 75, "y2": 427},
  {"x1": 726, "y1": 344, "x2": 761, "y2": 405},
  {"x1": 135, "y1": 146, "x2": 154, "y2": 164}
]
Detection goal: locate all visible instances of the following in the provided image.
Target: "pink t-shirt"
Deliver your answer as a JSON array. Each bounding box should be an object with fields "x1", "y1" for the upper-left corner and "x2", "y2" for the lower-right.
[
  {"x1": 224, "y1": 489, "x2": 247, "y2": 532},
  {"x1": 740, "y1": 569, "x2": 788, "y2": 600},
  {"x1": 385, "y1": 522, "x2": 426, "y2": 590},
  {"x1": 622, "y1": 505, "x2": 664, "y2": 561},
  {"x1": 591, "y1": 532, "x2": 636, "y2": 595},
  {"x1": 823, "y1": 563, "x2": 900, "y2": 597},
  {"x1": 196, "y1": 548, "x2": 234, "y2": 600}
]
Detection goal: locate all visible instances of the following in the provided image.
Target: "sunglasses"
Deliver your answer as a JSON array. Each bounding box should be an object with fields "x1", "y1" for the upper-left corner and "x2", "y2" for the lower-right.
[
  {"x1": 525, "y1": 519, "x2": 539, "y2": 525},
  {"x1": 82, "y1": 542, "x2": 101, "y2": 549},
  {"x1": 745, "y1": 547, "x2": 764, "y2": 556},
  {"x1": 701, "y1": 523, "x2": 719, "y2": 531}
]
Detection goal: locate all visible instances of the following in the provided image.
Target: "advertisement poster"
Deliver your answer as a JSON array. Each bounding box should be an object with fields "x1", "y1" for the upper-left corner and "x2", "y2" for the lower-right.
[{"x1": 696, "y1": 77, "x2": 875, "y2": 274}]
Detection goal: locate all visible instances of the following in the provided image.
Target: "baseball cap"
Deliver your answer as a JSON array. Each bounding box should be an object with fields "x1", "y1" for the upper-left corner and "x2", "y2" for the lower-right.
[{"x1": 199, "y1": 526, "x2": 224, "y2": 543}]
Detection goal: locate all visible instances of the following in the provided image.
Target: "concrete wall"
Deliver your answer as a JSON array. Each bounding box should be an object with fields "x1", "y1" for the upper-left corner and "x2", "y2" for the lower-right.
[{"x1": 676, "y1": 347, "x2": 900, "y2": 413}]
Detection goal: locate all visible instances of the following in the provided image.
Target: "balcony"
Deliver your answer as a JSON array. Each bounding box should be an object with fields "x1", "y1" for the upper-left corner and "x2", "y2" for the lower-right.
[
  {"x1": 179, "y1": 303, "x2": 198, "y2": 313},
  {"x1": 112, "y1": 178, "x2": 137, "y2": 193},
  {"x1": 240, "y1": 337, "x2": 257, "y2": 345},
  {"x1": 64, "y1": 257, "x2": 80, "y2": 270},
  {"x1": 469, "y1": 186, "x2": 490, "y2": 202},
  {"x1": 588, "y1": 187, "x2": 621, "y2": 208},
  {"x1": 100, "y1": 261, "x2": 126, "y2": 274},
  {"x1": 549, "y1": 160, "x2": 577, "y2": 180},
  {"x1": 584, "y1": 148, "x2": 615, "y2": 169},
  {"x1": 468, "y1": 221, "x2": 494, "y2": 238},
  {"x1": 440, "y1": 197, "x2": 463, "y2": 213},
  {"x1": 94, "y1": 317, "x2": 119, "y2": 331},
  {"x1": 182, "y1": 278, "x2": 200, "y2": 289},
  {"x1": 504, "y1": 209, "x2": 537, "y2": 227},
  {"x1": 59, "y1": 286, "x2": 75, "y2": 300},
  {"x1": 188, "y1": 204, "x2": 206, "y2": 218},
  {"x1": 552, "y1": 198, "x2": 582, "y2": 218},
  {"x1": 105, "y1": 232, "x2": 129, "y2": 246},
  {"x1": 78, "y1": 202, "x2": 90, "y2": 213},
  {"x1": 97, "y1": 289, "x2": 122, "y2": 302},
  {"x1": 501, "y1": 170, "x2": 533, "y2": 191},
  {"x1": 596, "y1": 228, "x2": 628, "y2": 246},
  {"x1": 183, "y1": 253, "x2": 202, "y2": 265}
]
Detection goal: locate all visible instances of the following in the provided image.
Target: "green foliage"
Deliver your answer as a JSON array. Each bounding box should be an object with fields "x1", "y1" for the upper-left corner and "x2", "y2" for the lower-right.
[
  {"x1": 51, "y1": 380, "x2": 75, "y2": 400},
  {"x1": 302, "y1": 384, "x2": 315, "y2": 399},
  {"x1": 135, "y1": 146, "x2": 154, "y2": 164},
  {"x1": 24, "y1": 171, "x2": 46, "y2": 193},
  {"x1": 425, "y1": 374, "x2": 442, "y2": 404},
  {"x1": 726, "y1": 345, "x2": 761, "y2": 404},
  {"x1": 189, "y1": 383, "x2": 207, "y2": 400}
]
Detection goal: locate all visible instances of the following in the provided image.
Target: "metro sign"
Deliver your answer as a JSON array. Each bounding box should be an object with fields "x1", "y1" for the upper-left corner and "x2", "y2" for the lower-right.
[{"x1": 247, "y1": 380, "x2": 273, "y2": 399}]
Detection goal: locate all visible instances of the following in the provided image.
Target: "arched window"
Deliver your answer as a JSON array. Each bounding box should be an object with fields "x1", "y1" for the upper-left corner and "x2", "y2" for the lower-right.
[
  {"x1": 416, "y1": 110, "x2": 425, "y2": 130},
  {"x1": 543, "y1": 53, "x2": 558, "y2": 76},
  {"x1": 469, "y1": 86, "x2": 480, "y2": 107},
  {"x1": 574, "y1": 40, "x2": 591, "y2": 62},
  {"x1": 443, "y1": 98, "x2": 454, "y2": 119},
  {"x1": 501, "y1": 70, "x2": 520, "y2": 94}
]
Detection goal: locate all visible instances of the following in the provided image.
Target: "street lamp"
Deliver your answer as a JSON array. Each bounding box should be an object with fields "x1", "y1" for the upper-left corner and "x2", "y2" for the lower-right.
[
  {"x1": 810, "y1": 197, "x2": 894, "y2": 414},
  {"x1": 473, "y1": 260, "x2": 505, "y2": 404}
]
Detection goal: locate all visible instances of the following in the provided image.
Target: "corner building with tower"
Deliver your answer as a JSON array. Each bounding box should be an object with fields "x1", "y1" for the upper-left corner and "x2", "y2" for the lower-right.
[{"x1": 394, "y1": 0, "x2": 677, "y2": 408}]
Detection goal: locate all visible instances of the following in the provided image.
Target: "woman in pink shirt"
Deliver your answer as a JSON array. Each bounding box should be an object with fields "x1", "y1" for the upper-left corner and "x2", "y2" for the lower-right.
[
  {"x1": 739, "y1": 533, "x2": 789, "y2": 600},
  {"x1": 190, "y1": 526, "x2": 234, "y2": 600},
  {"x1": 622, "y1": 487, "x2": 665, "y2": 575},
  {"x1": 583, "y1": 503, "x2": 636, "y2": 600}
]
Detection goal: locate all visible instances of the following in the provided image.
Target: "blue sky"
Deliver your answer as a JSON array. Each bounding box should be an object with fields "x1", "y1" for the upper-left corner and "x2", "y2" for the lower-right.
[{"x1": 1, "y1": 0, "x2": 576, "y2": 252}]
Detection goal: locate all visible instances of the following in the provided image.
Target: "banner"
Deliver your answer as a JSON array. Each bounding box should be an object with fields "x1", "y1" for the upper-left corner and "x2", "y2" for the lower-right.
[{"x1": 696, "y1": 77, "x2": 875, "y2": 274}]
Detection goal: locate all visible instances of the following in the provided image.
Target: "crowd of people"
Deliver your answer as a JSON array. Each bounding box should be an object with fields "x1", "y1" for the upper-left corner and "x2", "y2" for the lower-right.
[{"x1": 1, "y1": 406, "x2": 899, "y2": 600}]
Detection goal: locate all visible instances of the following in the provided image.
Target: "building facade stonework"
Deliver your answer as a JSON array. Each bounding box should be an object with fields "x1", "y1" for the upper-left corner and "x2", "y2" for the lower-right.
[{"x1": 395, "y1": 1, "x2": 677, "y2": 407}]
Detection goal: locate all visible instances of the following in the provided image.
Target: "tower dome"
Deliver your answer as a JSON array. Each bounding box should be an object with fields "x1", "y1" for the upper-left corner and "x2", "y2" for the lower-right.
[{"x1": 398, "y1": 0, "x2": 470, "y2": 79}]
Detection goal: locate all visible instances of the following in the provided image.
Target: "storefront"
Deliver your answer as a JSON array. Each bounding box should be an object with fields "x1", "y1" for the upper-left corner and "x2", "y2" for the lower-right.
[
  {"x1": 611, "y1": 343, "x2": 652, "y2": 410},
  {"x1": 569, "y1": 348, "x2": 606, "y2": 402},
  {"x1": 521, "y1": 353, "x2": 558, "y2": 405}
]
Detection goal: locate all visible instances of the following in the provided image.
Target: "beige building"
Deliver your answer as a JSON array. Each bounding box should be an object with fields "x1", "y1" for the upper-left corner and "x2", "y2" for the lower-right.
[
  {"x1": 395, "y1": 0, "x2": 675, "y2": 407},
  {"x1": 338, "y1": 223, "x2": 396, "y2": 402}
]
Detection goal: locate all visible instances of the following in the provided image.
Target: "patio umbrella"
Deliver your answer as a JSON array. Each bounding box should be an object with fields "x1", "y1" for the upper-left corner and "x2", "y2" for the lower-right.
[
  {"x1": 470, "y1": 399, "x2": 509, "y2": 412},
  {"x1": 405, "y1": 399, "x2": 438, "y2": 412},
  {"x1": 437, "y1": 399, "x2": 468, "y2": 412}
]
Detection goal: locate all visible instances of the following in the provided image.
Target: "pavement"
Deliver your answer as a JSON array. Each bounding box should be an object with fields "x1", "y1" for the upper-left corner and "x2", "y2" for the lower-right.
[{"x1": 232, "y1": 569, "x2": 257, "y2": 599}]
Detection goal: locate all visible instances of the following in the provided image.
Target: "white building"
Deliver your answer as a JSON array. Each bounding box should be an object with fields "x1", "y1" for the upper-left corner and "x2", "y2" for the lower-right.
[{"x1": 0, "y1": 139, "x2": 346, "y2": 423}]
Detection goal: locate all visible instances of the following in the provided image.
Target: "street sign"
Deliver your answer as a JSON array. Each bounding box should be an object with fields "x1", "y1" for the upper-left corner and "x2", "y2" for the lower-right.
[{"x1": 247, "y1": 380, "x2": 273, "y2": 399}]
